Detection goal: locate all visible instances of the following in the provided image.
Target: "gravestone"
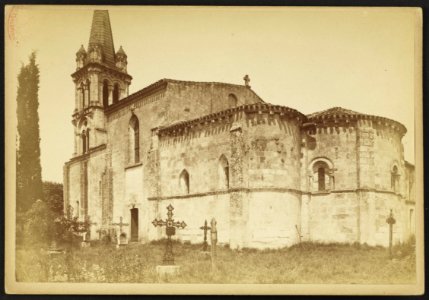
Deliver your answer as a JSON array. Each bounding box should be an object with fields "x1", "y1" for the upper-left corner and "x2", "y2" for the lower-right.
[
  {"x1": 81, "y1": 232, "x2": 91, "y2": 248},
  {"x1": 111, "y1": 217, "x2": 129, "y2": 248},
  {"x1": 210, "y1": 218, "x2": 218, "y2": 272},
  {"x1": 386, "y1": 209, "x2": 396, "y2": 259},
  {"x1": 77, "y1": 216, "x2": 96, "y2": 248},
  {"x1": 199, "y1": 219, "x2": 211, "y2": 252},
  {"x1": 47, "y1": 240, "x2": 64, "y2": 255},
  {"x1": 152, "y1": 204, "x2": 187, "y2": 280}
]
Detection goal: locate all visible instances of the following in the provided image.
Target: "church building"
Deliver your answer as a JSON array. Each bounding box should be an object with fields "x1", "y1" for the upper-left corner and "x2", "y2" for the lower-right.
[{"x1": 63, "y1": 10, "x2": 416, "y2": 249}]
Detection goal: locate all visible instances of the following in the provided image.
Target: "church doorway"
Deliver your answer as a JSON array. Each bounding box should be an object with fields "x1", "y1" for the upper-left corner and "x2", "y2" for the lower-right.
[{"x1": 130, "y1": 208, "x2": 139, "y2": 242}]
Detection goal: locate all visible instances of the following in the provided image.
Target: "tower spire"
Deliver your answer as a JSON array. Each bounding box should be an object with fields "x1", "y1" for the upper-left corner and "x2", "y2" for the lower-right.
[{"x1": 88, "y1": 10, "x2": 116, "y2": 67}]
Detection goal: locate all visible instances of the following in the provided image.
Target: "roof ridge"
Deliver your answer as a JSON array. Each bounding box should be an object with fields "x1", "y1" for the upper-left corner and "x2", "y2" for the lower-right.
[{"x1": 162, "y1": 78, "x2": 246, "y2": 87}]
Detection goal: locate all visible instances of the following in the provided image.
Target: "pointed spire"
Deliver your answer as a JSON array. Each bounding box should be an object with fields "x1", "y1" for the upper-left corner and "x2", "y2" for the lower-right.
[
  {"x1": 76, "y1": 44, "x2": 87, "y2": 55},
  {"x1": 116, "y1": 45, "x2": 127, "y2": 57},
  {"x1": 88, "y1": 10, "x2": 116, "y2": 67}
]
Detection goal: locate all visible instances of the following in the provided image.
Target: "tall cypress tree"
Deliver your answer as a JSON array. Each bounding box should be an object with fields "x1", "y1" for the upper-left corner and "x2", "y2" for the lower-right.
[{"x1": 16, "y1": 53, "x2": 43, "y2": 213}]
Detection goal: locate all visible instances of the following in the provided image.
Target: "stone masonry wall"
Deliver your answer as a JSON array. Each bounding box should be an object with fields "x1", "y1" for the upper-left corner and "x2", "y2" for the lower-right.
[
  {"x1": 151, "y1": 108, "x2": 304, "y2": 248},
  {"x1": 246, "y1": 113, "x2": 302, "y2": 190},
  {"x1": 247, "y1": 191, "x2": 301, "y2": 248},
  {"x1": 165, "y1": 82, "x2": 262, "y2": 123},
  {"x1": 304, "y1": 125, "x2": 358, "y2": 191},
  {"x1": 300, "y1": 123, "x2": 359, "y2": 243},
  {"x1": 308, "y1": 192, "x2": 359, "y2": 243}
]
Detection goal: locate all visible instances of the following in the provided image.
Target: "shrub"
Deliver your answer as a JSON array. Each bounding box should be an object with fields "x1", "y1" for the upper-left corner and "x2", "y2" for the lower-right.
[{"x1": 22, "y1": 199, "x2": 55, "y2": 247}]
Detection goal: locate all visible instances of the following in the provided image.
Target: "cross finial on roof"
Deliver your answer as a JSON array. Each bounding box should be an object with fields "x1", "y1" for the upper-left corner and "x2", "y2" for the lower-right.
[{"x1": 243, "y1": 74, "x2": 250, "y2": 88}]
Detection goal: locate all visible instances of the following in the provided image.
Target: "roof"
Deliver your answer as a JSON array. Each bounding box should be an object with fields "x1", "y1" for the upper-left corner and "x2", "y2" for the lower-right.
[
  {"x1": 154, "y1": 102, "x2": 306, "y2": 135},
  {"x1": 88, "y1": 10, "x2": 116, "y2": 67},
  {"x1": 105, "y1": 78, "x2": 265, "y2": 114},
  {"x1": 307, "y1": 106, "x2": 407, "y2": 136},
  {"x1": 307, "y1": 107, "x2": 361, "y2": 119}
]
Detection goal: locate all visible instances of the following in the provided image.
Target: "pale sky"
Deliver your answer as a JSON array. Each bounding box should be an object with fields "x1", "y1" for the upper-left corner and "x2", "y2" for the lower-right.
[{"x1": 6, "y1": 6, "x2": 419, "y2": 183}]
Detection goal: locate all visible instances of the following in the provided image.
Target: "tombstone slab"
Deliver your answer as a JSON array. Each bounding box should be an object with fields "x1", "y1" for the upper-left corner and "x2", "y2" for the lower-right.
[
  {"x1": 156, "y1": 265, "x2": 180, "y2": 280},
  {"x1": 80, "y1": 241, "x2": 91, "y2": 248}
]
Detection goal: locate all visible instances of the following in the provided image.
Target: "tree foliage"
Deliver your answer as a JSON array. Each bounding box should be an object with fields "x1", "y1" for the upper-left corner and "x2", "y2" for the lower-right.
[
  {"x1": 22, "y1": 200, "x2": 91, "y2": 248},
  {"x1": 43, "y1": 181, "x2": 64, "y2": 217},
  {"x1": 16, "y1": 52, "x2": 43, "y2": 213}
]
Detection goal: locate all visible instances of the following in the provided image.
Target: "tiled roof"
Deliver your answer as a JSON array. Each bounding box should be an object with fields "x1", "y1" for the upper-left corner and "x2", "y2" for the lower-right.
[
  {"x1": 307, "y1": 107, "x2": 361, "y2": 119},
  {"x1": 307, "y1": 106, "x2": 407, "y2": 135},
  {"x1": 88, "y1": 10, "x2": 116, "y2": 67}
]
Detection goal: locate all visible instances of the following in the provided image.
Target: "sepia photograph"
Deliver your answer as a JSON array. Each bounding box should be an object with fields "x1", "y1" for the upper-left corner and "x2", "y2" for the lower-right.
[{"x1": 5, "y1": 5, "x2": 424, "y2": 295}]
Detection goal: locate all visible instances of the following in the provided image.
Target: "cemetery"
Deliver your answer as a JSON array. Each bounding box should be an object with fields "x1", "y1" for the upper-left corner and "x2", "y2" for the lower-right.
[{"x1": 16, "y1": 204, "x2": 416, "y2": 284}]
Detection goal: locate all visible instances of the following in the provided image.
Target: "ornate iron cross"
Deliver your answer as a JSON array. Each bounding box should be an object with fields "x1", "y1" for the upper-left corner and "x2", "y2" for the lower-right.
[
  {"x1": 152, "y1": 204, "x2": 186, "y2": 265},
  {"x1": 199, "y1": 219, "x2": 211, "y2": 251}
]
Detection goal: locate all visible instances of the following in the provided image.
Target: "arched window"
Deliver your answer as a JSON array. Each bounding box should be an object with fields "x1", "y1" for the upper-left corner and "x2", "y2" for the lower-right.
[
  {"x1": 102, "y1": 80, "x2": 109, "y2": 107},
  {"x1": 391, "y1": 165, "x2": 399, "y2": 192},
  {"x1": 228, "y1": 93, "x2": 238, "y2": 108},
  {"x1": 86, "y1": 128, "x2": 90, "y2": 151},
  {"x1": 86, "y1": 79, "x2": 91, "y2": 104},
  {"x1": 218, "y1": 155, "x2": 229, "y2": 189},
  {"x1": 179, "y1": 169, "x2": 190, "y2": 194},
  {"x1": 113, "y1": 83, "x2": 119, "y2": 103},
  {"x1": 310, "y1": 159, "x2": 333, "y2": 192},
  {"x1": 81, "y1": 130, "x2": 87, "y2": 154},
  {"x1": 318, "y1": 167, "x2": 325, "y2": 191},
  {"x1": 80, "y1": 83, "x2": 85, "y2": 109},
  {"x1": 129, "y1": 115, "x2": 140, "y2": 163}
]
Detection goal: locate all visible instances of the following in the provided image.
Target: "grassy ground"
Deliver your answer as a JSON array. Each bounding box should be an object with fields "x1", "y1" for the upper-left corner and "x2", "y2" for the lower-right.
[{"x1": 16, "y1": 240, "x2": 416, "y2": 284}]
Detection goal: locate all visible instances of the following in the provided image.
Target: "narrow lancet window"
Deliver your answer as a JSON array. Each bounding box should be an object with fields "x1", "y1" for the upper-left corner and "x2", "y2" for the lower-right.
[
  {"x1": 179, "y1": 169, "x2": 190, "y2": 194},
  {"x1": 103, "y1": 80, "x2": 109, "y2": 107},
  {"x1": 82, "y1": 130, "x2": 87, "y2": 154},
  {"x1": 129, "y1": 115, "x2": 140, "y2": 163},
  {"x1": 219, "y1": 155, "x2": 230, "y2": 189},
  {"x1": 113, "y1": 83, "x2": 119, "y2": 103}
]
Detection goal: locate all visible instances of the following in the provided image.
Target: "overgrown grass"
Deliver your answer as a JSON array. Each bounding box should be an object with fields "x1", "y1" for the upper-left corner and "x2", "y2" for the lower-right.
[{"x1": 15, "y1": 240, "x2": 416, "y2": 284}]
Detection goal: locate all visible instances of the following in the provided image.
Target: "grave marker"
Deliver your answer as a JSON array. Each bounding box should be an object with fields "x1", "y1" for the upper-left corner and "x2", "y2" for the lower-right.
[
  {"x1": 76, "y1": 216, "x2": 97, "y2": 247},
  {"x1": 152, "y1": 204, "x2": 187, "y2": 265},
  {"x1": 199, "y1": 219, "x2": 211, "y2": 252},
  {"x1": 210, "y1": 218, "x2": 217, "y2": 272},
  {"x1": 111, "y1": 216, "x2": 129, "y2": 247},
  {"x1": 386, "y1": 209, "x2": 396, "y2": 259}
]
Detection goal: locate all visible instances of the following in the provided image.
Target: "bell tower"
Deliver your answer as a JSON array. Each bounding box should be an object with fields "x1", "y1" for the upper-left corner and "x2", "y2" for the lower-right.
[{"x1": 71, "y1": 10, "x2": 132, "y2": 156}]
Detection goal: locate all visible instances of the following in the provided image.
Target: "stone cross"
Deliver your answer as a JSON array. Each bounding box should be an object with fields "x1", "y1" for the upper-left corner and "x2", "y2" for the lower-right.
[
  {"x1": 111, "y1": 216, "x2": 129, "y2": 234},
  {"x1": 152, "y1": 204, "x2": 187, "y2": 265},
  {"x1": 199, "y1": 219, "x2": 211, "y2": 252},
  {"x1": 210, "y1": 218, "x2": 218, "y2": 272},
  {"x1": 386, "y1": 209, "x2": 396, "y2": 258},
  {"x1": 243, "y1": 74, "x2": 250, "y2": 87}
]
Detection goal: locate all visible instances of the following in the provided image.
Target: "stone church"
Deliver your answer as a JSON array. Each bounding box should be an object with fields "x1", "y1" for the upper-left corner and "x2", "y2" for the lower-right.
[{"x1": 63, "y1": 10, "x2": 416, "y2": 249}]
